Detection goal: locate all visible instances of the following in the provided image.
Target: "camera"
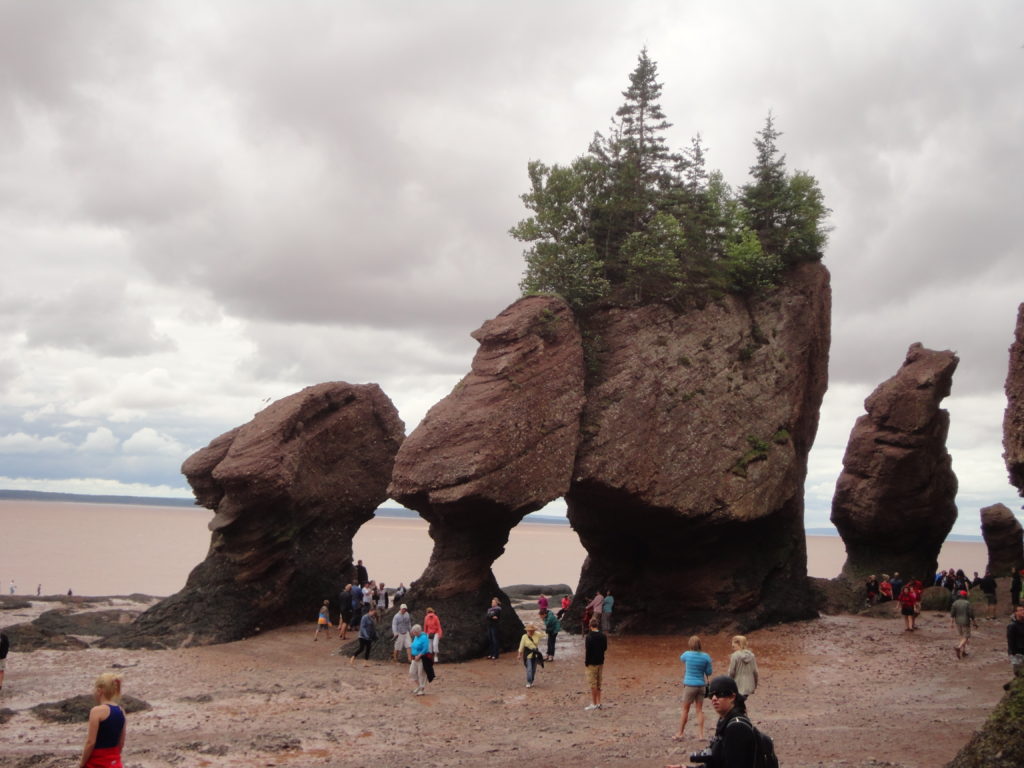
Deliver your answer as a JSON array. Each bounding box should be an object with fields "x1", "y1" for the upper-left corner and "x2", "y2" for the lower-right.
[{"x1": 689, "y1": 746, "x2": 714, "y2": 765}]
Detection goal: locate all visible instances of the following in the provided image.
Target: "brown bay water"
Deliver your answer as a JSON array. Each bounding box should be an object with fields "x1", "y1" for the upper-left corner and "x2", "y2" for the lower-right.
[{"x1": 0, "y1": 499, "x2": 988, "y2": 597}]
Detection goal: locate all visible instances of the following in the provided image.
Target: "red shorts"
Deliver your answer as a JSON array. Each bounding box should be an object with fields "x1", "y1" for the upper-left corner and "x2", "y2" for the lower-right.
[{"x1": 85, "y1": 746, "x2": 123, "y2": 768}]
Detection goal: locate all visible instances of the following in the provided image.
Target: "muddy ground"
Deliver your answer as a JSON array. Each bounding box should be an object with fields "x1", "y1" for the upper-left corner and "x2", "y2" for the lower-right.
[{"x1": 0, "y1": 595, "x2": 1016, "y2": 768}]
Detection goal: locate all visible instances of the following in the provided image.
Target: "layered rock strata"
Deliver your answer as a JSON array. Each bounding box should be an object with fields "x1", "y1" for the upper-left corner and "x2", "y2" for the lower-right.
[
  {"x1": 387, "y1": 296, "x2": 585, "y2": 660},
  {"x1": 109, "y1": 382, "x2": 404, "y2": 648},
  {"x1": 980, "y1": 503, "x2": 1024, "y2": 576},
  {"x1": 567, "y1": 262, "x2": 831, "y2": 633},
  {"x1": 1005, "y1": 303, "x2": 1024, "y2": 495},
  {"x1": 831, "y1": 344, "x2": 959, "y2": 582}
]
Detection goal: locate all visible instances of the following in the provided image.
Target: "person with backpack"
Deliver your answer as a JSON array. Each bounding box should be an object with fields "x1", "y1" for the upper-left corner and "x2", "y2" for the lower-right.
[{"x1": 667, "y1": 675, "x2": 777, "y2": 768}]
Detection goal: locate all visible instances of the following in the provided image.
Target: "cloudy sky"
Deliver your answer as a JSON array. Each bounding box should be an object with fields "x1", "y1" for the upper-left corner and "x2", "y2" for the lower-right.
[{"x1": 1, "y1": 1, "x2": 1021, "y2": 535}]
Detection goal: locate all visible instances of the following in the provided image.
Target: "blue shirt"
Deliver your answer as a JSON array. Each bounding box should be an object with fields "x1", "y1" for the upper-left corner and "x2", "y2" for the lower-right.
[
  {"x1": 680, "y1": 650, "x2": 713, "y2": 686},
  {"x1": 410, "y1": 632, "x2": 431, "y2": 658}
]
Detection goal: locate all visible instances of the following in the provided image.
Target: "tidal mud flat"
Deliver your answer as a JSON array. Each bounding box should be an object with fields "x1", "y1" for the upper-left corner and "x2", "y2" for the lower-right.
[{"x1": 0, "y1": 593, "x2": 1016, "y2": 768}]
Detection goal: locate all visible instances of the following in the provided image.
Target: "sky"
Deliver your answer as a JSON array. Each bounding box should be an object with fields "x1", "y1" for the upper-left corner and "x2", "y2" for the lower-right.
[{"x1": 1, "y1": 2, "x2": 1022, "y2": 536}]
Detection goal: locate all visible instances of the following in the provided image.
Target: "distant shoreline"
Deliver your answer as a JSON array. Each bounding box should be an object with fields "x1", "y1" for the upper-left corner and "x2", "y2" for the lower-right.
[{"x1": 0, "y1": 489, "x2": 983, "y2": 541}]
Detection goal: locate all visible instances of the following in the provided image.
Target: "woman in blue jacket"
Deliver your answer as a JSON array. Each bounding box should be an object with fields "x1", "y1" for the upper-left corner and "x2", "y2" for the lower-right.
[{"x1": 675, "y1": 635, "x2": 713, "y2": 741}]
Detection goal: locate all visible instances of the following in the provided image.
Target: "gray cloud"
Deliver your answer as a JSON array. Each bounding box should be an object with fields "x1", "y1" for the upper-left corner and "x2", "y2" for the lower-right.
[{"x1": 0, "y1": 1, "x2": 1021, "y2": 533}]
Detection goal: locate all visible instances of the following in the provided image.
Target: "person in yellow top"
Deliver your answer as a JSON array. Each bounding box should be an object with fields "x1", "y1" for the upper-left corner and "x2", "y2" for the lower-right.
[{"x1": 516, "y1": 623, "x2": 547, "y2": 688}]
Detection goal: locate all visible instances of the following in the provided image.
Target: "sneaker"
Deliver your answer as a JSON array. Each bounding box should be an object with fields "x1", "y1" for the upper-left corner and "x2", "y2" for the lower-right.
[
  {"x1": 416, "y1": 688, "x2": 425, "y2": 696},
  {"x1": 526, "y1": 683, "x2": 533, "y2": 688},
  {"x1": 584, "y1": 704, "x2": 599, "y2": 711}
]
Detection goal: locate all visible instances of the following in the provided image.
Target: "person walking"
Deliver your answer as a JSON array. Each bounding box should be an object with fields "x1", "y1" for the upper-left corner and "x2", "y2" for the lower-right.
[
  {"x1": 516, "y1": 623, "x2": 546, "y2": 688},
  {"x1": 313, "y1": 599, "x2": 332, "y2": 641},
  {"x1": 540, "y1": 608, "x2": 560, "y2": 660},
  {"x1": 727, "y1": 636, "x2": 758, "y2": 696},
  {"x1": 950, "y1": 590, "x2": 978, "y2": 659},
  {"x1": 486, "y1": 597, "x2": 502, "y2": 659},
  {"x1": 349, "y1": 607, "x2": 378, "y2": 665},
  {"x1": 423, "y1": 607, "x2": 443, "y2": 663},
  {"x1": 408, "y1": 624, "x2": 430, "y2": 695},
  {"x1": 583, "y1": 618, "x2": 607, "y2": 710},
  {"x1": 675, "y1": 635, "x2": 713, "y2": 741},
  {"x1": 79, "y1": 673, "x2": 126, "y2": 768},
  {"x1": 1013, "y1": 568, "x2": 1022, "y2": 609},
  {"x1": 392, "y1": 604, "x2": 413, "y2": 663}
]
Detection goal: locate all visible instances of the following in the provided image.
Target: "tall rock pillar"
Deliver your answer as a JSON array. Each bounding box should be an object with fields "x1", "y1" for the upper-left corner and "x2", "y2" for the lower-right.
[
  {"x1": 831, "y1": 344, "x2": 959, "y2": 582},
  {"x1": 388, "y1": 296, "x2": 585, "y2": 660},
  {"x1": 568, "y1": 262, "x2": 831, "y2": 633},
  {"x1": 109, "y1": 382, "x2": 404, "y2": 648}
]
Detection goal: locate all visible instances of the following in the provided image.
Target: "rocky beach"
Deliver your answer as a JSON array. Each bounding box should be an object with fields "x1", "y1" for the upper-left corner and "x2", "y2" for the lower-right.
[{"x1": 1, "y1": 586, "x2": 1020, "y2": 768}]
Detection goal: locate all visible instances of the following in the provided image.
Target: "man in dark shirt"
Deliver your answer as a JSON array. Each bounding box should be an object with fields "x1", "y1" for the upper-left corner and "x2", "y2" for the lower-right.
[
  {"x1": 1008, "y1": 604, "x2": 1024, "y2": 679},
  {"x1": 583, "y1": 618, "x2": 608, "y2": 711}
]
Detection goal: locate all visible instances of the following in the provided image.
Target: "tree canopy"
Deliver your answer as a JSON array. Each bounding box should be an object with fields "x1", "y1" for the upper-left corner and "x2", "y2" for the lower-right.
[{"x1": 511, "y1": 50, "x2": 830, "y2": 311}]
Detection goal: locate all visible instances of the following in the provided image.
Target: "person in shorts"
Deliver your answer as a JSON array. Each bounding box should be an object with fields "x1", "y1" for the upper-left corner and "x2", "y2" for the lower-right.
[
  {"x1": 980, "y1": 571, "x2": 998, "y2": 619},
  {"x1": 392, "y1": 604, "x2": 413, "y2": 663},
  {"x1": 583, "y1": 618, "x2": 607, "y2": 710},
  {"x1": 676, "y1": 635, "x2": 713, "y2": 740},
  {"x1": 950, "y1": 590, "x2": 978, "y2": 659}
]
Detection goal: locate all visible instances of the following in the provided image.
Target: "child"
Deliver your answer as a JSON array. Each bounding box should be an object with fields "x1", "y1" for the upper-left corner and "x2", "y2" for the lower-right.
[
  {"x1": 314, "y1": 599, "x2": 332, "y2": 641},
  {"x1": 80, "y1": 672, "x2": 125, "y2": 768}
]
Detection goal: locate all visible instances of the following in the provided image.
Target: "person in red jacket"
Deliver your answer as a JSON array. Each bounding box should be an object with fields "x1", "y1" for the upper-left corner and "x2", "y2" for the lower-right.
[{"x1": 897, "y1": 583, "x2": 919, "y2": 632}]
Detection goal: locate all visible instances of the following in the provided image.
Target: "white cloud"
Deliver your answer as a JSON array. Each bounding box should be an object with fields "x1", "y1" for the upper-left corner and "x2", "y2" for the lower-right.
[
  {"x1": 80, "y1": 427, "x2": 119, "y2": 453},
  {"x1": 0, "y1": 432, "x2": 73, "y2": 454},
  {"x1": 122, "y1": 428, "x2": 187, "y2": 457}
]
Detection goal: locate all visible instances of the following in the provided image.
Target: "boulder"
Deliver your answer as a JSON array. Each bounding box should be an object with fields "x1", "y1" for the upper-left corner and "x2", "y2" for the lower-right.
[
  {"x1": 107, "y1": 382, "x2": 404, "y2": 648},
  {"x1": 831, "y1": 343, "x2": 959, "y2": 583},
  {"x1": 981, "y1": 503, "x2": 1024, "y2": 575},
  {"x1": 567, "y1": 262, "x2": 831, "y2": 633},
  {"x1": 946, "y1": 674, "x2": 1024, "y2": 768},
  {"x1": 1005, "y1": 303, "x2": 1024, "y2": 493},
  {"x1": 388, "y1": 295, "x2": 586, "y2": 659}
]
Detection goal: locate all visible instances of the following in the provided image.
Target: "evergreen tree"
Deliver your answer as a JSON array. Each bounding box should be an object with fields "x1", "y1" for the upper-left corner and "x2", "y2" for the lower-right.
[
  {"x1": 740, "y1": 113, "x2": 790, "y2": 259},
  {"x1": 588, "y1": 49, "x2": 682, "y2": 278}
]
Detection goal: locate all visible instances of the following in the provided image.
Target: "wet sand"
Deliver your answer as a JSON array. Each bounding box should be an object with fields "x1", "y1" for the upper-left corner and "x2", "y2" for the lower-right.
[{"x1": 1, "y1": 590, "x2": 1016, "y2": 768}]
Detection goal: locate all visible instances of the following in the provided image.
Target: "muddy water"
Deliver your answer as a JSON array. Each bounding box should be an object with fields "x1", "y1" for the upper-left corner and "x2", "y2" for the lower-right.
[{"x1": 0, "y1": 500, "x2": 988, "y2": 597}]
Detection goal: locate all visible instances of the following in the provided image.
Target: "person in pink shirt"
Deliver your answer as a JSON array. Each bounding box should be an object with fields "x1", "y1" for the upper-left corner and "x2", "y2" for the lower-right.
[{"x1": 423, "y1": 607, "x2": 443, "y2": 663}]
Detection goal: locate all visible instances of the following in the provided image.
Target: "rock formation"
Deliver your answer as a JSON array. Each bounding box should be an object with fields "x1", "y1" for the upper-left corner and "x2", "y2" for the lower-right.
[
  {"x1": 109, "y1": 382, "x2": 404, "y2": 648},
  {"x1": 1005, "y1": 303, "x2": 1024, "y2": 496},
  {"x1": 980, "y1": 503, "x2": 1024, "y2": 576},
  {"x1": 387, "y1": 296, "x2": 585, "y2": 659},
  {"x1": 831, "y1": 343, "x2": 959, "y2": 582},
  {"x1": 567, "y1": 262, "x2": 831, "y2": 632}
]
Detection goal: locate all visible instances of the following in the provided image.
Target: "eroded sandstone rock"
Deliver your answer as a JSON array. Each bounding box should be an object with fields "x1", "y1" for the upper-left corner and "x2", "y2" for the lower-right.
[
  {"x1": 1005, "y1": 303, "x2": 1024, "y2": 495},
  {"x1": 831, "y1": 343, "x2": 959, "y2": 582},
  {"x1": 980, "y1": 503, "x2": 1024, "y2": 575},
  {"x1": 388, "y1": 296, "x2": 585, "y2": 659},
  {"x1": 108, "y1": 382, "x2": 404, "y2": 648},
  {"x1": 567, "y1": 262, "x2": 831, "y2": 633}
]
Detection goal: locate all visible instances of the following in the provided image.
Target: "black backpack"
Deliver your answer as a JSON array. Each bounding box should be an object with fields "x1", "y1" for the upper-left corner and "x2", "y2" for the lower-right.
[
  {"x1": 728, "y1": 714, "x2": 779, "y2": 768},
  {"x1": 0, "y1": 632, "x2": 9, "y2": 659}
]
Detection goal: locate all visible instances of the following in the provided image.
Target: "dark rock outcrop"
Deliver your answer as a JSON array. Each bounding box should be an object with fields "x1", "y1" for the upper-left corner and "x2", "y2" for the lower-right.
[
  {"x1": 831, "y1": 343, "x2": 959, "y2": 583},
  {"x1": 946, "y1": 674, "x2": 1024, "y2": 768},
  {"x1": 108, "y1": 382, "x2": 404, "y2": 648},
  {"x1": 387, "y1": 296, "x2": 586, "y2": 659},
  {"x1": 567, "y1": 263, "x2": 830, "y2": 633},
  {"x1": 1, "y1": 622, "x2": 89, "y2": 651},
  {"x1": 981, "y1": 503, "x2": 1024, "y2": 575},
  {"x1": 32, "y1": 694, "x2": 151, "y2": 723},
  {"x1": 1004, "y1": 303, "x2": 1024, "y2": 493}
]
